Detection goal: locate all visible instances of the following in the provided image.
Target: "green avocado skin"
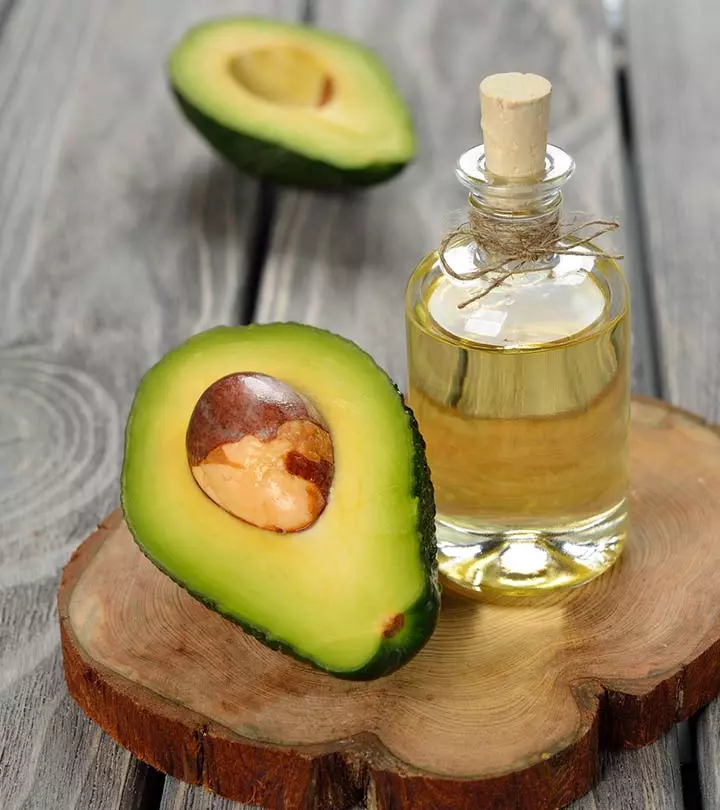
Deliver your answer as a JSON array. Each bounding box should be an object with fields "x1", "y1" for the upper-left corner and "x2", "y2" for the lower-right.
[
  {"x1": 172, "y1": 92, "x2": 409, "y2": 191},
  {"x1": 122, "y1": 327, "x2": 440, "y2": 681},
  {"x1": 348, "y1": 395, "x2": 440, "y2": 680}
]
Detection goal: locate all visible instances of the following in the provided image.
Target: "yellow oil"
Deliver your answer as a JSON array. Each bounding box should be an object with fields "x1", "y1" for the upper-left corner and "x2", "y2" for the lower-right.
[{"x1": 406, "y1": 246, "x2": 630, "y2": 596}]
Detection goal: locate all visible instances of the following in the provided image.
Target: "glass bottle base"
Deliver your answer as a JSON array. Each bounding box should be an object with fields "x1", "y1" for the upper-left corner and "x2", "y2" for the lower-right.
[{"x1": 436, "y1": 501, "x2": 627, "y2": 597}]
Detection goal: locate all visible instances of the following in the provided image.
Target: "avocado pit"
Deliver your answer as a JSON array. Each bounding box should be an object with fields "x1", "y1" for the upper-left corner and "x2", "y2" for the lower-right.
[{"x1": 187, "y1": 373, "x2": 334, "y2": 532}]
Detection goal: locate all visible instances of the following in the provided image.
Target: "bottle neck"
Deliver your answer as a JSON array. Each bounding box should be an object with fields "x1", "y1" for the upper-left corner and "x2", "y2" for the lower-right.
[
  {"x1": 437, "y1": 143, "x2": 575, "y2": 284},
  {"x1": 468, "y1": 188, "x2": 563, "y2": 236},
  {"x1": 465, "y1": 192, "x2": 562, "y2": 268},
  {"x1": 456, "y1": 143, "x2": 575, "y2": 214}
]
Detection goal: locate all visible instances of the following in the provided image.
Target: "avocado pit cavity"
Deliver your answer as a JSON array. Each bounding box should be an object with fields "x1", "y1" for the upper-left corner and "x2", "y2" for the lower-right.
[
  {"x1": 187, "y1": 372, "x2": 334, "y2": 532},
  {"x1": 230, "y1": 45, "x2": 334, "y2": 108}
]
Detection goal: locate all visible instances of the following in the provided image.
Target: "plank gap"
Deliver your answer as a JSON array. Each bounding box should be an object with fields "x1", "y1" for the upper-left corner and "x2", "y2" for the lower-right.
[
  {"x1": 682, "y1": 763, "x2": 703, "y2": 810},
  {"x1": 614, "y1": 64, "x2": 665, "y2": 398},
  {"x1": 239, "y1": 182, "x2": 279, "y2": 325},
  {"x1": 603, "y1": 1, "x2": 664, "y2": 398},
  {"x1": 0, "y1": 0, "x2": 20, "y2": 42},
  {"x1": 681, "y1": 714, "x2": 703, "y2": 810},
  {"x1": 122, "y1": 763, "x2": 167, "y2": 810}
]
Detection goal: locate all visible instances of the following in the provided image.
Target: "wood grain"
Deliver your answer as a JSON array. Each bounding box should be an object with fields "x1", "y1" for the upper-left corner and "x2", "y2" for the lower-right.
[
  {"x1": 625, "y1": 0, "x2": 720, "y2": 802},
  {"x1": 60, "y1": 398, "x2": 716, "y2": 810},
  {"x1": 626, "y1": 0, "x2": 720, "y2": 419},
  {"x1": 0, "y1": 0, "x2": 298, "y2": 808},
  {"x1": 160, "y1": 785, "x2": 242, "y2": 810},
  {"x1": 698, "y1": 704, "x2": 720, "y2": 809},
  {"x1": 572, "y1": 731, "x2": 683, "y2": 810}
]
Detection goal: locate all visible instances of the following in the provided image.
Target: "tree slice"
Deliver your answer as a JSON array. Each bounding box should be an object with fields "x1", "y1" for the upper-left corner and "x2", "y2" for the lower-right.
[{"x1": 59, "y1": 398, "x2": 720, "y2": 810}]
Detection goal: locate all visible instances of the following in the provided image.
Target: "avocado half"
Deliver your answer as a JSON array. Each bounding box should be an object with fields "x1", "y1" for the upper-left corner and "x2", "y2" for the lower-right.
[
  {"x1": 121, "y1": 324, "x2": 439, "y2": 680},
  {"x1": 168, "y1": 18, "x2": 417, "y2": 189}
]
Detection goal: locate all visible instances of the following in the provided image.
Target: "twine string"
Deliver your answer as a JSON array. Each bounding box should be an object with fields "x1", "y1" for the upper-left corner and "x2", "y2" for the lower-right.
[{"x1": 438, "y1": 209, "x2": 623, "y2": 309}]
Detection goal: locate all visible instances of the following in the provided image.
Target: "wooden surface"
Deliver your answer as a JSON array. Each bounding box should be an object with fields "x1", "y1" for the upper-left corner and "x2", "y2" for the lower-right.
[
  {"x1": 626, "y1": 0, "x2": 720, "y2": 805},
  {"x1": 699, "y1": 705, "x2": 720, "y2": 810},
  {"x1": 0, "y1": 1, "x2": 298, "y2": 808},
  {"x1": 627, "y1": 0, "x2": 720, "y2": 420},
  {"x1": 160, "y1": 787, "x2": 238, "y2": 810},
  {"x1": 1, "y1": 0, "x2": 711, "y2": 806},
  {"x1": 59, "y1": 399, "x2": 717, "y2": 810},
  {"x1": 574, "y1": 735, "x2": 684, "y2": 810}
]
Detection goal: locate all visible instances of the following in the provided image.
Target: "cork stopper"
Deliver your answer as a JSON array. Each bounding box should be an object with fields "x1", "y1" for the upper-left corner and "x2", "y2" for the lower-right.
[{"x1": 479, "y1": 73, "x2": 552, "y2": 179}]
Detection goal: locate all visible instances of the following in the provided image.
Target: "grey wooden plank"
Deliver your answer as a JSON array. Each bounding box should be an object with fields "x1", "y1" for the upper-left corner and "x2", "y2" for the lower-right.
[
  {"x1": 0, "y1": 0, "x2": 20, "y2": 42},
  {"x1": 601, "y1": 0, "x2": 662, "y2": 398},
  {"x1": 626, "y1": 0, "x2": 720, "y2": 417},
  {"x1": 0, "y1": 0, "x2": 284, "y2": 349},
  {"x1": 625, "y1": 0, "x2": 720, "y2": 805},
  {"x1": 699, "y1": 705, "x2": 720, "y2": 809},
  {"x1": 160, "y1": 784, "x2": 258, "y2": 810},
  {"x1": 0, "y1": 0, "x2": 299, "y2": 808},
  {"x1": 571, "y1": 732, "x2": 684, "y2": 809},
  {"x1": 245, "y1": 0, "x2": 679, "y2": 808},
  {"x1": 0, "y1": 649, "x2": 157, "y2": 810}
]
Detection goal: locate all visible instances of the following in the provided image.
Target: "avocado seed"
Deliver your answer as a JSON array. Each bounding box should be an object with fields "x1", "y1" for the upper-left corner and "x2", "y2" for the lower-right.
[{"x1": 186, "y1": 373, "x2": 334, "y2": 532}]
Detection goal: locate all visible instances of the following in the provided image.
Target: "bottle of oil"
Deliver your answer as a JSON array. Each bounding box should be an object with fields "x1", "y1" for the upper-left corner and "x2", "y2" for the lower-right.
[{"x1": 405, "y1": 73, "x2": 630, "y2": 596}]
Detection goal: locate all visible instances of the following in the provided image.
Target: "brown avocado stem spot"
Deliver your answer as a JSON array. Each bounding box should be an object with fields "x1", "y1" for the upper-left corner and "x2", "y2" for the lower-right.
[
  {"x1": 383, "y1": 614, "x2": 405, "y2": 640},
  {"x1": 317, "y1": 75, "x2": 334, "y2": 108},
  {"x1": 186, "y1": 373, "x2": 334, "y2": 533}
]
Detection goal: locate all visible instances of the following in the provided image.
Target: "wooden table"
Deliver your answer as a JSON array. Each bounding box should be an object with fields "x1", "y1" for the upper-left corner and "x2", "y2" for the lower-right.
[{"x1": 0, "y1": 0, "x2": 716, "y2": 807}]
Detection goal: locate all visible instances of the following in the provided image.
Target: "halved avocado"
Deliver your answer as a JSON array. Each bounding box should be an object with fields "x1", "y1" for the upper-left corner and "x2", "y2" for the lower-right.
[
  {"x1": 168, "y1": 18, "x2": 416, "y2": 189},
  {"x1": 121, "y1": 324, "x2": 439, "y2": 679}
]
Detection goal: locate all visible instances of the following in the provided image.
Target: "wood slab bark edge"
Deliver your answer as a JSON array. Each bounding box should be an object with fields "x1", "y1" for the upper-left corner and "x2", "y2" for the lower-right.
[{"x1": 58, "y1": 397, "x2": 720, "y2": 810}]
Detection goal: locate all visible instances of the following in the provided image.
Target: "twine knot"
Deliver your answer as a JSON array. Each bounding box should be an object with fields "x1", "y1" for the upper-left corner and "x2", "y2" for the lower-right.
[{"x1": 439, "y1": 209, "x2": 623, "y2": 309}]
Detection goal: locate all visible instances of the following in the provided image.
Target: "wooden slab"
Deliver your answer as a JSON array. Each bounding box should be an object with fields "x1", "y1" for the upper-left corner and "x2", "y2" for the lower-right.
[{"x1": 59, "y1": 398, "x2": 720, "y2": 810}]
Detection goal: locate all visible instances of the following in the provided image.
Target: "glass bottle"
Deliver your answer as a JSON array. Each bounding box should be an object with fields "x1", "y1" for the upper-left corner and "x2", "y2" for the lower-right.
[{"x1": 405, "y1": 75, "x2": 630, "y2": 597}]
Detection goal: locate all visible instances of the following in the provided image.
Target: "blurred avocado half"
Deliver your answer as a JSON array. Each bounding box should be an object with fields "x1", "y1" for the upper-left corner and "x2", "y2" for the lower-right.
[{"x1": 169, "y1": 18, "x2": 417, "y2": 189}]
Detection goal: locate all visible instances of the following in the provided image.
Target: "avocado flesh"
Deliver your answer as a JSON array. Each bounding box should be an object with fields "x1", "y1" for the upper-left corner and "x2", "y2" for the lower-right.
[
  {"x1": 169, "y1": 18, "x2": 416, "y2": 189},
  {"x1": 121, "y1": 324, "x2": 438, "y2": 679}
]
